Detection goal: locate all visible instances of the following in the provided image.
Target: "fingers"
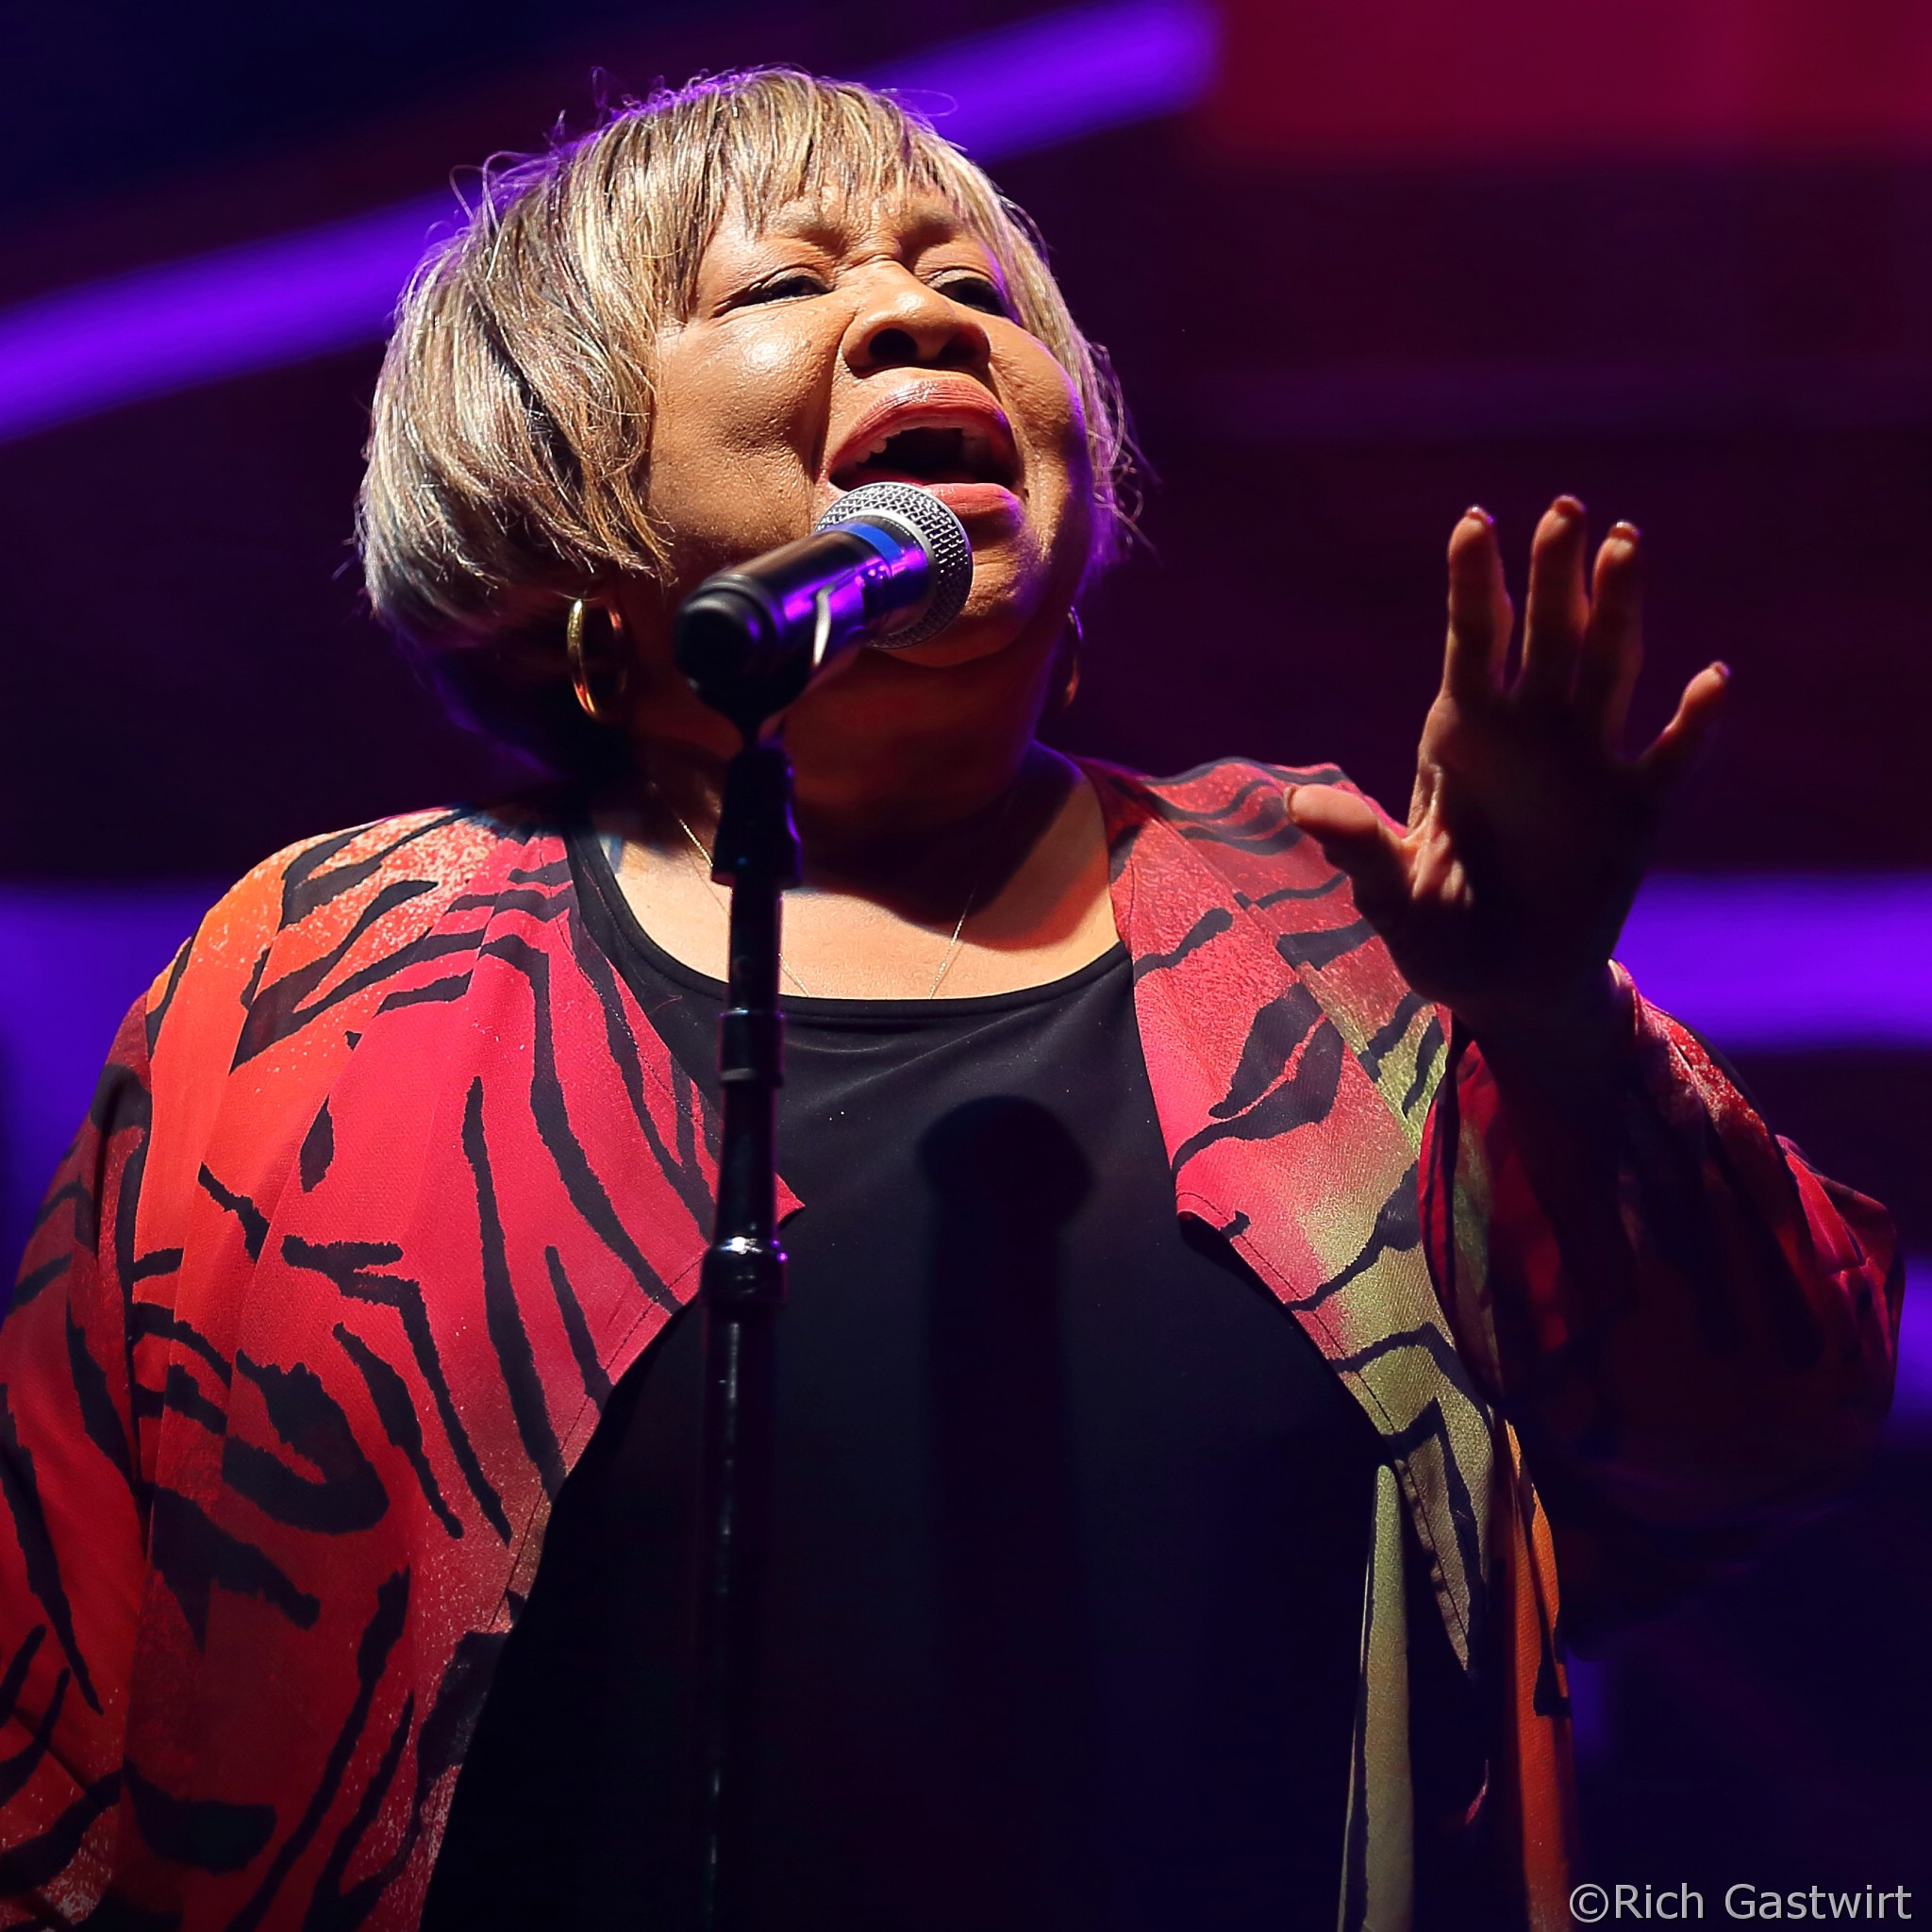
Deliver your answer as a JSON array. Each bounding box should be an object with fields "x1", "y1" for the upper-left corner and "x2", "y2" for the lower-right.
[
  {"x1": 1515, "y1": 496, "x2": 1591, "y2": 705},
  {"x1": 1574, "y1": 522, "x2": 1644, "y2": 745},
  {"x1": 1637, "y1": 661, "x2": 1731, "y2": 798},
  {"x1": 1442, "y1": 508, "x2": 1513, "y2": 706},
  {"x1": 1285, "y1": 784, "x2": 1412, "y2": 928}
]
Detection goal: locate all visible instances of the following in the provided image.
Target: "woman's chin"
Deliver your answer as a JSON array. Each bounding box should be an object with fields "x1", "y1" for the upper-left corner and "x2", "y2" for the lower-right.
[
  {"x1": 884, "y1": 518, "x2": 1070, "y2": 666},
  {"x1": 874, "y1": 590, "x2": 1048, "y2": 669}
]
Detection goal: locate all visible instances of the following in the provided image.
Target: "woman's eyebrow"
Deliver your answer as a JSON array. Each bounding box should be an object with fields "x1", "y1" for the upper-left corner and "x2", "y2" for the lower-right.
[
  {"x1": 753, "y1": 199, "x2": 975, "y2": 254},
  {"x1": 750, "y1": 207, "x2": 846, "y2": 247}
]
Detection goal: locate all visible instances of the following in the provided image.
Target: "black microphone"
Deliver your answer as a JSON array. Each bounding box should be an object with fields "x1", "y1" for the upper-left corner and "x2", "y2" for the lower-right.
[{"x1": 674, "y1": 481, "x2": 974, "y2": 725}]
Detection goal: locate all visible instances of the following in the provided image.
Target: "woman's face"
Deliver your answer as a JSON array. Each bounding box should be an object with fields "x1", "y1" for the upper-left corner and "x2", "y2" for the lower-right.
[{"x1": 639, "y1": 186, "x2": 1095, "y2": 672}]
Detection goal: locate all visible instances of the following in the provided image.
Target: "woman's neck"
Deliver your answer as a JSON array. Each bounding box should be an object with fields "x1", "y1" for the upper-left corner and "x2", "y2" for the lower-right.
[
  {"x1": 600, "y1": 736, "x2": 1119, "y2": 1000},
  {"x1": 613, "y1": 592, "x2": 1079, "y2": 888}
]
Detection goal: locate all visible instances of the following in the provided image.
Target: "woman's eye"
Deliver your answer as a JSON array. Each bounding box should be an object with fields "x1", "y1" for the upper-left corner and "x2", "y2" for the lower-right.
[
  {"x1": 938, "y1": 275, "x2": 1010, "y2": 317},
  {"x1": 745, "y1": 272, "x2": 826, "y2": 304}
]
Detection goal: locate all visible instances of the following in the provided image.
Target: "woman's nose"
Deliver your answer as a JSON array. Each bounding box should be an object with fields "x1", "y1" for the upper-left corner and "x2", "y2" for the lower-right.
[{"x1": 845, "y1": 269, "x2": 991, "y2": 375}]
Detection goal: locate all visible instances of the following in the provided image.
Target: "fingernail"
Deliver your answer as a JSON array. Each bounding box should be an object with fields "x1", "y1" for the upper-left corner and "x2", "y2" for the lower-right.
[
  {"x1": 1609, "y1": 519, "x2": 1641, "y2": 543},
  {"x1": 1710, "y1": 660, "x2": 1732, "y2": 681},
  {"x1": 1553, "y1": 493, "x2": 1587, "y2": 520},
  {"x1": 1462, "y1": 505, "x2": 1493, "y2": 526}
]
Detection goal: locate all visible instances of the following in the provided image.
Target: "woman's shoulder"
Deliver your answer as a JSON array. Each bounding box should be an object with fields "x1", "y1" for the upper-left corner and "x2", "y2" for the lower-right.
[
  {"x1": 114, "y1": 799, "x2": 576, "y2": 1257},
  {"x1": 145, "y1": 798, "x2": 571, "y2": 1078},
  {"x1": 192, "y1": 799, "x2": 564, "y2": 964}
]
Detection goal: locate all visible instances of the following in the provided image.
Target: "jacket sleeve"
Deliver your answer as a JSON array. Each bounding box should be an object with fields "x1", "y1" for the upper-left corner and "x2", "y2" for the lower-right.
[
  {"x1": 1421, "y1": 965, "x2": 1902, "y2": 1650},
  {"x1": 0, "y1": 991, "x2": 160, "y2": 1926}
]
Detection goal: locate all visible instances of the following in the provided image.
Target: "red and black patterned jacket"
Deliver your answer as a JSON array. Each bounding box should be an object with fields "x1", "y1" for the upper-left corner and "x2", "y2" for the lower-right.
[{"x1": 0, "y1": 759, "x2": 1900, "y2": 1931}]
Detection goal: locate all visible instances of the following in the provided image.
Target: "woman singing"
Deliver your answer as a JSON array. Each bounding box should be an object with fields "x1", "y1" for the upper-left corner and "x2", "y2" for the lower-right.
[{"x1": 0, "y1": 68, "x2": 1899, "y2": 1932}]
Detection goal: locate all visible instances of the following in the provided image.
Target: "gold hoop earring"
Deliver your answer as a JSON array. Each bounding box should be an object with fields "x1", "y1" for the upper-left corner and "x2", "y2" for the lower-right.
[
  {"x1": 1056, "y1": 607, "x2": 1084, "y2": 713},
  {"x1": 566, "y1": 598, "x2": 630, "y2": 725}
]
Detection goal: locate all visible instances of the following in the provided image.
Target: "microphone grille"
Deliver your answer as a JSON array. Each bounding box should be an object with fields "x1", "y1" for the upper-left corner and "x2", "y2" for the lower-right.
[{"x1": 812, "y1": 483, "x2": 973, "y2": 647}]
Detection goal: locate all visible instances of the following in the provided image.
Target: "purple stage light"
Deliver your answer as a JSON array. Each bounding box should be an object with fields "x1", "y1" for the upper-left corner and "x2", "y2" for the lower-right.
[
  {"x1": 0, "y1": 0, "x2": 1217, "y2": 446},
  {"x1": 874, "y1": 0, "x2": 1216, "y2": 157},
  {"x1": 1616, "y1": 874, "x2": 1932, "y2": 1049},
  {"x1": 1894, "y1": 1266, "x2": 1932, "y2": 1425},
  {"x1": 0, "y1": 197, "x2": 453, "y2": 445},
  {"x1": 0, "y1": 884, "x2": 219, "y2": 1276}
]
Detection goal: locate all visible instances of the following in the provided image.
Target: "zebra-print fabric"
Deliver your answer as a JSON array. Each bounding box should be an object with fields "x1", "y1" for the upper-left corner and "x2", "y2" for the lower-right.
[{"x1": 0, "y1": 759, "x2": 1898, "y2": 1931}]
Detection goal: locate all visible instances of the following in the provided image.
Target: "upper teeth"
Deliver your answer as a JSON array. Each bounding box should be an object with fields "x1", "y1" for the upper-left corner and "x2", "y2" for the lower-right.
[{"x1": 850, "y1": 419, "x2": 985, "y2": 468}]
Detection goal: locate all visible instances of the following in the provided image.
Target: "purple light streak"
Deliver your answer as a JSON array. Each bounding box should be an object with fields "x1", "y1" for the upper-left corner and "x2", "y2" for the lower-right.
[
  {"x1": 0, "y1": 0, "x2": 1216, "y2": 445},
  {"x1": 1894, "y1": 1266, "x2": 1932, "y2": 1425},
  {"x1": 0, "y1": 884, "x2": 217, "y2": 1273},
  {"x1": 875, "y1": 0, "x2": 1216, "y2": 157},
  {"x1": 1616, "y1": 874, "x2": 1932, "y2": 1049},
  {"x1": 0, "y1": 198, "x2": 453, "y2": 445}
]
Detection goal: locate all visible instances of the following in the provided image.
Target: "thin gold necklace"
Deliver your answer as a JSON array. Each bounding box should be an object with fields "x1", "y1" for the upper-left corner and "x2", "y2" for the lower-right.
[
  {"x1": 661, "y1": 808, "x2": 817, "y2": 997},
  {"x1": 658, "y1": 790, "x2": 1016, "y2": 1001}
]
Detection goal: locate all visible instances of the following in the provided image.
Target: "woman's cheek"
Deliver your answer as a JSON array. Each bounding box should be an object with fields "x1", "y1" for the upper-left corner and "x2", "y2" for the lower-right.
[
  {"x1": 1008, "y1": 356, "x2": 1091, "y2": 552},
  {"x1": 647, "y1": 426, "x2": 811, "y2": 575},
  {"x1": 733, "y1": 325, "x2": 816, "y2": 391},
  {"x1": 645, "y1": 326, "x2": 827, "y2": 562}
]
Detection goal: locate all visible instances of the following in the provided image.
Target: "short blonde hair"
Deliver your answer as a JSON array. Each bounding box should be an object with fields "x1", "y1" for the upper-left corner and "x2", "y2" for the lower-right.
[{"x1": 358, "y1": 67, "x2": 1136, "y2": 774}]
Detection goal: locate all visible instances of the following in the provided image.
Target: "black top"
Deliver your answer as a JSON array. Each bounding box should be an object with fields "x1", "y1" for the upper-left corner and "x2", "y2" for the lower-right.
[{"x1": 422, "y1": 833, "x2": 1397, "y2": 1932}]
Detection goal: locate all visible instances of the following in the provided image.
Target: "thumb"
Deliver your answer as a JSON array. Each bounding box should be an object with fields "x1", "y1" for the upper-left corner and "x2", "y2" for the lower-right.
[{"x1": 1284, "y1": 784, "x2": 1412, "y2": 926}]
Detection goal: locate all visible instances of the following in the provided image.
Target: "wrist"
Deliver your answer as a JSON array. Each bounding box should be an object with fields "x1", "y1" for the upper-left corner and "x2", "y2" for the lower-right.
[{"x1": 1460, "y1": 966, "x2": 1634, "y2": 1088}]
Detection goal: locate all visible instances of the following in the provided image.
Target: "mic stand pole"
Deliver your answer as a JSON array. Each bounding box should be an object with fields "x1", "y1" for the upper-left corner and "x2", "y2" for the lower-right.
[{"x1": 691, "y1": 724, "x2": 797, "y2": 1932}]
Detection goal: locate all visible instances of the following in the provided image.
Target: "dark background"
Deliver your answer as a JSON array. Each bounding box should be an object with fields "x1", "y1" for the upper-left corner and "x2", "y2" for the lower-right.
[{"x1": 2, "y1": 0, "x2": 1927, "y2": 1907}]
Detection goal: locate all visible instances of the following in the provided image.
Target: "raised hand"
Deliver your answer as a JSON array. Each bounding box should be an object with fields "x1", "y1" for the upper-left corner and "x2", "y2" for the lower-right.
[{"x1": 1285, "y1": 497, "x2": 1729, "y2": 1054}]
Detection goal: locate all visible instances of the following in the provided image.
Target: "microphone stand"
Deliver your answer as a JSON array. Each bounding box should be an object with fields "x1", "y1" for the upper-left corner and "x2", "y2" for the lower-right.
[
  {"x1": 674, "y1": 489, "x2": 969, "y2": 1925},
  {"x1": 690, "y1": 718, "x2": 797, "y2": 1932}
]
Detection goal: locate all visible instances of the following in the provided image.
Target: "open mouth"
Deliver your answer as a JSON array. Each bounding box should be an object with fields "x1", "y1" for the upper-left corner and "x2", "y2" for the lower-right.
[{"x1": 827, "y1": 415, "x2": 1019, "y2": 493}]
